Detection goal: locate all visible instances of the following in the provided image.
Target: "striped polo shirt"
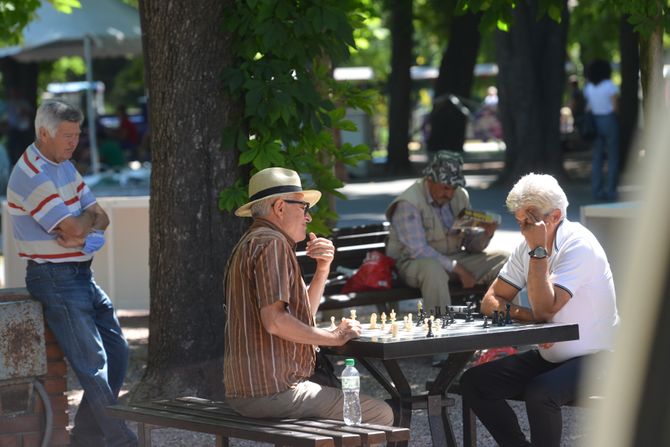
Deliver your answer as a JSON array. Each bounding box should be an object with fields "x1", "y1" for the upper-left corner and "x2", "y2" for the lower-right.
[
  {"x1": 223, "y1": 218, "x2": 315, "y2": 398},
  {"x1": 6, "y1": 144, "x2": 97, "y2": 263}
]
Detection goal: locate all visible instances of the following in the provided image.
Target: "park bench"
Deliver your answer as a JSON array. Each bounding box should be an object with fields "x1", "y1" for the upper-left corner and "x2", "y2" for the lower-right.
[
  {"x1": 297, "y1": 222, "x2": 489, "y2": 314},
  {"x1": 107, "y1": 396, "x2": 410, "y2": 446}
]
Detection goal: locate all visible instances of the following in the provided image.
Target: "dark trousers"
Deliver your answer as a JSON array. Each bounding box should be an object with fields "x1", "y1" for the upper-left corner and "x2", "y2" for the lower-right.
[{"x1": 460, "y1": 349, "x2": 586, "y2": 447}]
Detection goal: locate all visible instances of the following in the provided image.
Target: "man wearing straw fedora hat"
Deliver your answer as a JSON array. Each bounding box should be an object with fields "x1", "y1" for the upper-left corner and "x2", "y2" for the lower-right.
[{"x1": 223, "y1": 167, "x2": 394, "y2": 424}]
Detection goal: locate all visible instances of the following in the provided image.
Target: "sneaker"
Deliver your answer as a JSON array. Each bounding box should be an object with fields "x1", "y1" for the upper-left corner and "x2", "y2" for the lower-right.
[{"x1": 432, "y1": 353, "x2": 450, "y2": 367}]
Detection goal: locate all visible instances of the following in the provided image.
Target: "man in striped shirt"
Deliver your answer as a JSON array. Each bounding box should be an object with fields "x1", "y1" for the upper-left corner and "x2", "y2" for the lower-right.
[
  {"x1": 223, "y1": 167, "x2": 393, "y2": 425},
  {"x1": 7, "y1": 100, "x2": 137, "y2": 447}
]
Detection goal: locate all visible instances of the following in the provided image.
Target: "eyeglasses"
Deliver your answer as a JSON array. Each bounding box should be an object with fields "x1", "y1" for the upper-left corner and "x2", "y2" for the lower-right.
[{"x1": 282, "y1": 199, "x2": 310, "y2": 216}]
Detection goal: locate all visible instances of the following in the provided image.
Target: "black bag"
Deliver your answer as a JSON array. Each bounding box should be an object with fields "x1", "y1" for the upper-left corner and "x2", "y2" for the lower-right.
[
  {"x1": 309, "y1": 350, "x2": 341, "y2": 388},
  {"x1": 575, "y1": 111, "x2": 597, "y2": 141}
]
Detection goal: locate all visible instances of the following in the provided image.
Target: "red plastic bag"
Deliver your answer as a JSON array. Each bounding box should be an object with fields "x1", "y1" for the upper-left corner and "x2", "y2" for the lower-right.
[
  {"x1": 341, "y1": 250, "x2": 395, "y2": 293},
  {"x1": 471, "y1": 346, "x2": 518, "y2": 367}
]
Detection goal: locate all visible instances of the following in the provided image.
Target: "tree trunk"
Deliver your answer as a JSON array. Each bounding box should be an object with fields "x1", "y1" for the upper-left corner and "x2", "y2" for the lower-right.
[
  {"x1": 130, "y1": 0, "x2": 246, "y2": 401},
  {"x1": 426, "y1": 12, "x2": 482, "y2": 153},
  {"x1": 386, "y1": 0, "x2": 413, "y2": 175},
  {"x1": 495, "y1": 0, "x2": 568, "y2": 185},
  {"x1": 618, "y1": 16, "x2": 639, "y2": 172},
  {"x1": 638, "y1": 19, "x2": 664, "y2": 132}
]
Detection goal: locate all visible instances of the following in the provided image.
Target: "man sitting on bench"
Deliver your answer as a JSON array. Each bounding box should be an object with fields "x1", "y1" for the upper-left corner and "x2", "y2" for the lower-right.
[
  {"x1": 386, "y1": 151, "x2": 509, "y2": 364},
  {"x1": 460, "y1": 173, "x2": 620, "y2": 446},
  {"x1": 223, "y1": 167, "x2": 393, "y2": 425}
]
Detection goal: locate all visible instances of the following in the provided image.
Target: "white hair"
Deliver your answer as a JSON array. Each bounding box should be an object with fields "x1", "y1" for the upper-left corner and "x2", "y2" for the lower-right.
[
  {"x1": 34, "y1": 100, "x2": 83, "y2": 140},
  {"x1": 250, "y1": 197, "x2": 274, "y2": 218},
  {"x1": 506, "y1": 173, "x2": 569, "y2": 218}
]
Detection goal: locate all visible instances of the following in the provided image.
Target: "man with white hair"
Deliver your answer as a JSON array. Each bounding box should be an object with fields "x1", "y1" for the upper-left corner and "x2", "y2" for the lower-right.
[
  {"x1": 7, "y1": 100, "x2": 137, "y2": 446},
  {"x1": 223, "y1": 167, "x2": 393, "y2": 425},
  {"x1": 460, "y1": 173, "x2": 620, "y2": 447}
]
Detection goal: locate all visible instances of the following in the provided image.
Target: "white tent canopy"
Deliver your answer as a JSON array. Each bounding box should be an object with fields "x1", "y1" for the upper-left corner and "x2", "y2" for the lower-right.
[{"x1": 0, "y1": 0, "x2": 142, "y2": 173}]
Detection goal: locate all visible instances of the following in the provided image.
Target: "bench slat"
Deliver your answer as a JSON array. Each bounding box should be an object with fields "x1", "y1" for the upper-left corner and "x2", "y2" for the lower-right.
[
  {"x1": 107, "y1": 404, "x2": 335, "y2": 447},
  {"x1": 137, "y1": 401, "x2": 362, "y2": 447}
]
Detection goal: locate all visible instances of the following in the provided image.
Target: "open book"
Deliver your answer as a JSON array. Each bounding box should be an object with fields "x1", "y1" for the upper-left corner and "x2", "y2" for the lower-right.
[{"x1": 451, "y1": 208, "x2": 502, "y2": 230}]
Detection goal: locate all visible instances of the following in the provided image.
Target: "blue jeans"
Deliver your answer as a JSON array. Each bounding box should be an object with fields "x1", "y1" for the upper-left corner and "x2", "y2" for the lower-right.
[
  {"x1": 592, "y1": 113, "x2": 619, "y2": 200},
  {"x1": 26, "y1": 261, "x2": 137, "y2": 447}
]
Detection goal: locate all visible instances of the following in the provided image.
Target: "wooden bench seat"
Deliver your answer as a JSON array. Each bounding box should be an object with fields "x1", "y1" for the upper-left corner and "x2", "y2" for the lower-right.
[
  {"x1": 107, "y1": 396, "x2": 410, "y2": 446},
  {"x1": 298, "y1": 222, "x2": 488, "y2": 314}
]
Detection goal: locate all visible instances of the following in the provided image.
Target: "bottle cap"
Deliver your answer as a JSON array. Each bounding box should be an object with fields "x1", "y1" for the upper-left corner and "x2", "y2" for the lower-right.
[{"x1": 345, "y1": 358, "x2": 355, "y2": 366}]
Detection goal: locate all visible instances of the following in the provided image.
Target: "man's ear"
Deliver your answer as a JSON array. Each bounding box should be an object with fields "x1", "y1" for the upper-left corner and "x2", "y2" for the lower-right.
[{"x1": 550, "y1": 209, "x2": 562, "y2": 224}]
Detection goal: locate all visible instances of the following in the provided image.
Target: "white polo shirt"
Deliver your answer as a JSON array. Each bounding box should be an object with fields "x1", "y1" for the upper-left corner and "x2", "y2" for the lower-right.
[{"x1": 498, "y1": 219, "x2": 620, "y2": 363}]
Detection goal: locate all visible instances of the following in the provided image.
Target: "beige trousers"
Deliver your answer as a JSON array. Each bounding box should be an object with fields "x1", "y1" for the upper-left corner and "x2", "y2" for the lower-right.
[
  {"x1": 396, "y1": 249, "x2": 509, "y2": 312},
  {"x1": 227, "y1": 380, "x2": 394, "y2": 426}
]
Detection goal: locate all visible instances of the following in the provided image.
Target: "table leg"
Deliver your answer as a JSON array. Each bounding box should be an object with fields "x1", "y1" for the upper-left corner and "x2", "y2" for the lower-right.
[{"x1": 426, "y1": 351, "x2": 475, "y2": 447}]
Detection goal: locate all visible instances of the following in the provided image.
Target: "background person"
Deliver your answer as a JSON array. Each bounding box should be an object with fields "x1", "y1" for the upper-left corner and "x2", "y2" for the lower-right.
[
  {"x1": 385, "y1": 151, "x2": 508, "y2": 364},
  {"x1": 584, "y1": 59, "x2": 620, "y2": 201},
  {"x1": 223, "y1": 167, "x2": 393, "y2": 425},
  {"x1": 460, "y1": 173, "x2": 620, "y2": 447},
  {"x1": 6, "y1": 100, "x2": 137, "y2": 447}
]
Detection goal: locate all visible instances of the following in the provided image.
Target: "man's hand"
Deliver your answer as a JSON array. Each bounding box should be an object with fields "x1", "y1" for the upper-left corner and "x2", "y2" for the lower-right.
[
  {"x1": 520, "y1": 209, "x2": 548, "y2": 249},
  {"x1": 306, "y1": 232, "x2": 334, "y2": 272},
  {"x1": 55, "y1": 231, "x2": 85, "y2": 249},
  {"x1": 479, "y1": 221, "x2": 498, "y2": 238},
  {"x1": 331, "y1": 318, "x2": 362, "y2": 345},
  {"x1": 452, "y1": 263, "x2": 476, "y2": 288}
]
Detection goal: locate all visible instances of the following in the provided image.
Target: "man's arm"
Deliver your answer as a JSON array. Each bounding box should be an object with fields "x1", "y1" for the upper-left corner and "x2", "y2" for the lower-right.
[
  {"x1": 55, "y1": 203, "x2": 109, "y2": 248},
  {"x1": 525, "y1": 257, "x2": 571, "y2": 322},
  {"x1": 305, "y1": 232, "x2": 335, "y2": 314},
  {"x1": 481, "y1": 278, "x2": 535, "y2": 322},
  {"x1": 260, "y1": 300, "x2": 360, "y2": 346},
  {"x1": 392, "y1": 201, "x2": 476, "y2": 286}
]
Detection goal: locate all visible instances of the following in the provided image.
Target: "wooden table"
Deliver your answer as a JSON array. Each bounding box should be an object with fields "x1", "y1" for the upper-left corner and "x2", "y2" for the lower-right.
[{"x1": 323, "y1": 318, "x2": 580, "y2": 447}]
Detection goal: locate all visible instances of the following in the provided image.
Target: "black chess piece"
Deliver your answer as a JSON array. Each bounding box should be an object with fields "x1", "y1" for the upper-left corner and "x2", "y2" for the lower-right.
[
  {"x1": 426, "y1": 319, "x2": 434, "y2": 337},
  {"x1": 482, "y1": 316, "x2": 489, "y2": 328},
  {"x1": 416, "y1": 305, "x2": 427, "y2": 327},
  {"x1": 505, "y1": 303, "x2": 512, "y2": 325},
  {"x1": 434, "y1": 306, "x2": 443, "y2": 320},
  {"x1": 492, "y1": 310, "x2": 499, "y2": 325}
]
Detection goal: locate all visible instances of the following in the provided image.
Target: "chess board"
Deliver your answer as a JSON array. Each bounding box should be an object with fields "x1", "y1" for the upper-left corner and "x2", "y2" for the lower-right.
[{"x1": 356, "y1": 318, "x2": 523, "y2": 342}]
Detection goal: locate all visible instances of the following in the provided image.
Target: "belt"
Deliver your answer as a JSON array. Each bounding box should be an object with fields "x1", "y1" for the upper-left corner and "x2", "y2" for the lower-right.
[{"x1": 27, "y1": 259, "x2": 93, "y2": 268}]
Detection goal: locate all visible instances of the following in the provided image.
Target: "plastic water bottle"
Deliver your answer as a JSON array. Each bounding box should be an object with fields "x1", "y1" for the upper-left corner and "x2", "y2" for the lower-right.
[{"x1": 341, "y1": 358, "x2": 362, "y2": 425}]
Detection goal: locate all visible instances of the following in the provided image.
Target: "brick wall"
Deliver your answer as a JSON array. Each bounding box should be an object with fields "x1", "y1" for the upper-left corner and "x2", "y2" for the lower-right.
[{"x1": 0, "y1": 292, "x2": 69, "y2": 447}]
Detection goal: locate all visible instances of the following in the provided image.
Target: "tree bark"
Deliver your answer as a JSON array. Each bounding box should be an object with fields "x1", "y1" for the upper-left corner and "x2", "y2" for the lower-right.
[
  {"x1": 130, "y1": 0, "x2": 246, "y2": 401},
  {"x1": 638, "y1": 19, "x2": 664, "y2": 132},
  {"x1": 618, "y1": 16, "x2": 639, "y2": 172},
  {"x1": 426, "y1": 12, "x2": 482, "y2": 153},
  {"x1": 386, "y1": 0, "x2": 413, "y2": 175},
  {"x1": 495, "y1": 0, "x2": 569, "y2": 185}
]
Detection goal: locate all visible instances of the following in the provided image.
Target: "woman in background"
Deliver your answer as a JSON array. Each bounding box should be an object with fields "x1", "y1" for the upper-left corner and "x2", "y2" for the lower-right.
[{"x1": 584, "y1": 60, "x2": 619, "y2": 201}]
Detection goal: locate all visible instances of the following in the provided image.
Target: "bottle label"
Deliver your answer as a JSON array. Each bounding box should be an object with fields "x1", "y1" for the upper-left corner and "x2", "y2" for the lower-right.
[{"x1": 341, "y1": 376, "x2": 360, "y2": 390}]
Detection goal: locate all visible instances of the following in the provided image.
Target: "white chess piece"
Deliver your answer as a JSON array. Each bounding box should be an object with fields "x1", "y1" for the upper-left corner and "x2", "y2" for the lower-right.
[
  {"x1": 380, "y1": 312, "x2": 387, "y2": 330},
  {"x1": 350, "y1": 309, "x2": 357, "y2": 321},
  {"x1": 329, "y1": 316, "x2": 336, "y2": 330},
  {"x1": 389, "y1": 309, "x2": 396, "y2": 323},
  {"x1": 369, "y1": 312, "x2": 378, "y2": 329}
]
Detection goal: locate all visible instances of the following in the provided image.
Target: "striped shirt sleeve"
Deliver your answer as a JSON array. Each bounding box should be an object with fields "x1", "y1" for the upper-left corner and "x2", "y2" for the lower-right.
[
  {"x1": 255, "y1": 238, "x2": 292, "y2": 307},
  {"x1": 22, "y1": 171, "x2": 72, "y2": 233}
]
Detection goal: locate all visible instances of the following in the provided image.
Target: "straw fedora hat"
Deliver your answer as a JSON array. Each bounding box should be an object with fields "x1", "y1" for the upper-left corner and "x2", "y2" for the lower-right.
[{"x1": 235, "y1": 167, "x2": 322, "y2": 217}]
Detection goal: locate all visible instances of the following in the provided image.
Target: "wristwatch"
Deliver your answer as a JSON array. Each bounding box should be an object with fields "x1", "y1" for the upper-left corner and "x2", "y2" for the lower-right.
[{"x1": 528, "y1": 246, "x2": 548, "y2": 259}]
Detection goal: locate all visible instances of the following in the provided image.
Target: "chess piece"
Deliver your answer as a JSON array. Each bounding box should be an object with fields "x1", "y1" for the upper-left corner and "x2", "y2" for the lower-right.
[
  {"x1": 426, "y1": 319, "x2": 434, "y2": 337},
  {"x1": 389, "y1": 309, "x2": 396, "y2": 323},
  {"x1": 330, "y1": 316, "x2": 336, "y2": 330},
  {"x1": 505, "y1": 303, "x2": 512, "y2": 325},
  {"x1": 434, "y1": 306, "x2": 443, "y2": 320},
  {"x1": 380, "y1": 312, "x2": 387, "y2": 330},
  {"x1": 350, "y1": 309, "x2": 357, "y2": 321},
  {"x1": 369, "y1": 312, "x2": 378, "y2": 329},
  {"x1": 408, "y1": 313, "x2": 413, "y2": 326},
  {"x1": 482, "y1": 316, "x2": 489, "y2": 328},
  {"x1": 391, "y1": 321, "x2": 398, "y2": 337},
  {"x1": 492, "y1": 310, "x2": 499, "y2": 325},
  {"x1": 416, "y1": 301, "x2": 426, "y2": 326},
  {"x1": 404, "y1": 315, "x2": 411, "y2": 331}
]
